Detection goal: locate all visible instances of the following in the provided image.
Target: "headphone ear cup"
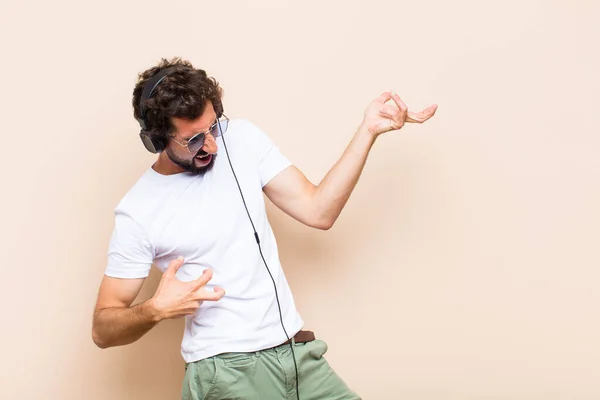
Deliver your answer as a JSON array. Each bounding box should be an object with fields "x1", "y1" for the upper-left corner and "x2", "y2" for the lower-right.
[
  {"x1": 215, "y1": 99, "x2": 224, "y2": 118},
  {"x1": 139, "y1": 130, "x2": 166, "y2": 154}
]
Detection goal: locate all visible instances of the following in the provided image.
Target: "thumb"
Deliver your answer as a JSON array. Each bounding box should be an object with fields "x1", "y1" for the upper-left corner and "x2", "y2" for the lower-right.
[
  {"x1": 374, "y1": 91, "x2": 392, "y2": 104},
  {"x1": 166, "y1": 256, "x2": 185, "y2": 277}
]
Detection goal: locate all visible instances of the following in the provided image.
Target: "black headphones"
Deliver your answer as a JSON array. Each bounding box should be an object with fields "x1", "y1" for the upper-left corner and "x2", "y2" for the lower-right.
[
  {"x1": 136, "y1": 67, "x2": 178, "y2": 154},
  {"x1": 136, "y1": 67, "x2": 225, "y2": 154}
]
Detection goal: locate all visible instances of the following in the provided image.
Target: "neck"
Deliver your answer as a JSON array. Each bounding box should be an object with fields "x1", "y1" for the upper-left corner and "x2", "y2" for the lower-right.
[{"x1": 152, "y1": 151, "x2": 185, "y2": 175}]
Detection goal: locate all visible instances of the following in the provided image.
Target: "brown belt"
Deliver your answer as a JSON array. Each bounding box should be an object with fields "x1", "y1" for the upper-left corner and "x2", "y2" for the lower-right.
[{"x1": 274, "y1": 330, "x2": 316, "y2": 348}]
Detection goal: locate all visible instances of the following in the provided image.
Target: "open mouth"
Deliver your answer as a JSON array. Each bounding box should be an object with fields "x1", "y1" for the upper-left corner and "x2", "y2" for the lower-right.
[
  {"x1": 195, "y1": 150, "x2": 210, "y2": 159},
  {"x1": 194, "y1": 152, "x2": 213, "y2": 165}
]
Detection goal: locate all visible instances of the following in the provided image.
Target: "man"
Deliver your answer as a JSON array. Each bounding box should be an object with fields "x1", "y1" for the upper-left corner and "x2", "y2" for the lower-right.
[{"x1": 92, "y1": 57, "x2": 437, "y2": 400}]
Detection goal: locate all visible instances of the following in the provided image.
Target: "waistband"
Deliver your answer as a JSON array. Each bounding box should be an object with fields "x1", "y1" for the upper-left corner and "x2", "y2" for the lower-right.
[{"x1": 272, "y1": 329, "x2": 316, "y2": 348}]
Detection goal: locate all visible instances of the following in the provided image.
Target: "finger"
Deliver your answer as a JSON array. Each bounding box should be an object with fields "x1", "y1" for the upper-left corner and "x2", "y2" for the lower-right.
[
  {"x1": 194, "y1": 286, "x2": 226, "y2": 301},
  {"x1": 378, "y1": 109, "x2": 396, "y2": 120},
  {"x1": 380, "y1": 104, "x2": 399, "y2": 116},
  {"x1": 390, "y1": 92, "x2": 408, "y2": 114},
  {"x1": 379, "y1": 104, "x2": 405, "y2": 125},
  {"x1": 379, "y1": 105, "x2": 405, "y2": 130},
  {"x1": 192, "y1": 268, "x2": 213, "y2": 289},
  {"x1": 406, "y1": 104, "x2": 438, "y2": 123},
  {"x1": 375, "y1": 91, "x2": 392, "y2": 104},
  {"x1": 165, "y1": 256, "x2": 185, "y2": 277},
  {"x1": 211, "y1": 287, "x2": 226, "y2": 301}
]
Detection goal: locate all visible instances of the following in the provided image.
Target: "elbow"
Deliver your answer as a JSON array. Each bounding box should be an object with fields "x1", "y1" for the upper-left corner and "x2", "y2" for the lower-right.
[
  {"x1": 311, "y1": 217, "x2": 335, "y2": 231},
  {"x1": 92, "y1": 314, "x2": 106, "y2": 349},
  {"x1": 92, "y1": 335, "x2": 108, "y2": 349},
  {"x1": 92, "y1": 322, "x2": 111, "y2": 349},
  {"x1": 92, "y1": 330, "x2": 110, "y2": 349}
]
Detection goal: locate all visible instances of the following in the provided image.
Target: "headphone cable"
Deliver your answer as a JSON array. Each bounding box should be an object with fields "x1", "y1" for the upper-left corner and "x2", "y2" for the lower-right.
[{"x1": 221, "y1": 128, "x2": 301, "y2": 400}]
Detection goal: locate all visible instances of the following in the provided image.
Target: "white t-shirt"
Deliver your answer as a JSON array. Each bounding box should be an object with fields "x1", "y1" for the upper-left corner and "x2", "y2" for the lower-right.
[{"x1": 105, "y1": 118, "x2": 304, "y2": 363}]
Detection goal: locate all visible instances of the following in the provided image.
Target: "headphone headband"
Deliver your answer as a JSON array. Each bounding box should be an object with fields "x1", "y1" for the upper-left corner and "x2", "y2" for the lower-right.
[
  {"x1": 137, "y1": 66, "x2": 178, "y2": 131},
  {"x1": 136, "y1": 65, "x2": 223, "y2": 154}
]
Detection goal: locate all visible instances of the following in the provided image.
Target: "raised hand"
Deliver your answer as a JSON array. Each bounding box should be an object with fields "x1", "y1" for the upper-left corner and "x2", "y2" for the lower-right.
[
  {"x1": 361, "y1": 91, "x2": 438, "y2": 137},
  {"x1": 149, "y1": 256, "x2": 225, "y2": 320}
]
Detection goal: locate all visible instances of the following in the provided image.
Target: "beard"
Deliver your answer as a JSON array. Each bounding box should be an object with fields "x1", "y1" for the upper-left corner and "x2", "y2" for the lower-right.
[{"x1": 165, "y1": 147, "x2": 217, "y2": 175}]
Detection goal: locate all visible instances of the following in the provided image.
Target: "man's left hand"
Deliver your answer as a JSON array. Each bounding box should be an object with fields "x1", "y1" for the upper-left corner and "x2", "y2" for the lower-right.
[{"x1": 361, "y1": 91, "x2": 438, "y2": 137}]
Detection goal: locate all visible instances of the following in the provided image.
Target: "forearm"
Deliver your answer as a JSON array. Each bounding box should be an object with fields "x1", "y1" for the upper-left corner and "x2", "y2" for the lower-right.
[
  {"x1": 313, "y1": 124, "x2": 376, "y2": 228},
  {"x1": 92, "y1": 299, "x2": 161, "y2": 349}
]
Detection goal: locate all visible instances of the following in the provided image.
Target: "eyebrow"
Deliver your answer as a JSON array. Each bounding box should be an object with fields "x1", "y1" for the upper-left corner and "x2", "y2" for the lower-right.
[{"x1": 181, "y1": 119, "x2": 218, "y2": 141}]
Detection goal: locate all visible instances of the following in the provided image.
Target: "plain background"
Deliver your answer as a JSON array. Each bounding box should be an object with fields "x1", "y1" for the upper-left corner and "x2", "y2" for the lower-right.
[{"x1": 1, "y1": 0, "x2": 599, "y2": 399}]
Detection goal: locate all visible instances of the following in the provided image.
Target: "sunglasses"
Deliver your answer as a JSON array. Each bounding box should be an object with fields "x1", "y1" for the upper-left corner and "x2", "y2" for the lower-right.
[{"x1": 171, "y1": 114, "x2": 229, "y2": 154}]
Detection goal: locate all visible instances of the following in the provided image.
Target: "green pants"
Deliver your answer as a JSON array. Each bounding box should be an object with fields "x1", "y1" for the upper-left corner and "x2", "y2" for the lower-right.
[{"x1": 182, "y1": 339, "x2": 361, "y2": 400}]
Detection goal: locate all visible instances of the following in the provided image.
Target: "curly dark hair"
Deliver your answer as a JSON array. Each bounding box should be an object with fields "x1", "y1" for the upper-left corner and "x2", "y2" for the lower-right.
[{"x1": 132, "y1": 57, "x2": 224, "y2": 145}]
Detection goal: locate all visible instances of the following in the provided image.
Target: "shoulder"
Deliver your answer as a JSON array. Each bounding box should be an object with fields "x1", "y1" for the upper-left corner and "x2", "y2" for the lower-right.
[
  {"x1": 226, "y1": 118, "x2": 263, "y2": 139},
  {"x1": 112, "y1": 169, "x2": 170, "y2": 228},
  {"x1": 224, "y1": 118, "x2": 276, "y2": 148}
]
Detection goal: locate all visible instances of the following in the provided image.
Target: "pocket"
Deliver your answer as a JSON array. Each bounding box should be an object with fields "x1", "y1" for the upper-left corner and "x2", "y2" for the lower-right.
[
  {"x1": 182, "y1": 358, "x2": 220, "y2": 400},
  {"x1": 198, "y1": 358, "x2": 220, "y2": 400},
  {"x1": 209, "y1": 354, "x2": 261, "y2": 399},
  {"x1": 307, "y1": 339, "x2": 328, "y2": 360},
  {"x1": 221, "y1": 353, "x2": 258, "y2": 369}
]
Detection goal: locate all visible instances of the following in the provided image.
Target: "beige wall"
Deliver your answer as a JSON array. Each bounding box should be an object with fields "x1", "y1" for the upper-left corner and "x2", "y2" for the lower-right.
[{"x1": 1, "y1": 0, "x2": 599, "y2": 398}]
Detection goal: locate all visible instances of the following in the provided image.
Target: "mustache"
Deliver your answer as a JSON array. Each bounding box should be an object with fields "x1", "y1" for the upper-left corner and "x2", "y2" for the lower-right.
[{"x1": 195, "y1": 149, "x2": 209, "y2": 157}]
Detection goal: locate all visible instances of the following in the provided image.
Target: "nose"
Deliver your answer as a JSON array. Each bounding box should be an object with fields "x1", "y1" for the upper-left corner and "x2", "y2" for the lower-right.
[{"x1": 202, "y1": 133, "x2": 218, "y2": 154}]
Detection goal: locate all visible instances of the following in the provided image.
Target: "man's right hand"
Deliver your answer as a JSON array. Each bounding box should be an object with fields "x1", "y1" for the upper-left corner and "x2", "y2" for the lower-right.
[{"x1": 149, "y1": 256, "x2": 226, "y2": 320}]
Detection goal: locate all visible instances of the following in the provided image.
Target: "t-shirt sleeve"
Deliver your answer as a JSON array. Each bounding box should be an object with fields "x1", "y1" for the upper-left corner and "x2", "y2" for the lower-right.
[
  {"x1": 243, "y1": 120, "x2": 292, "y2": 187},
  {"x1": 104, "y1": 212, "x2": 154, "y2": 279}
]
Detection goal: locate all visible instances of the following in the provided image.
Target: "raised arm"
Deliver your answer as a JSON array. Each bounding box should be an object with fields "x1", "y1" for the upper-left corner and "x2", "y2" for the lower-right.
[{"x1": 263, "y1": 92, "x2": 437, "y2": 229}]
